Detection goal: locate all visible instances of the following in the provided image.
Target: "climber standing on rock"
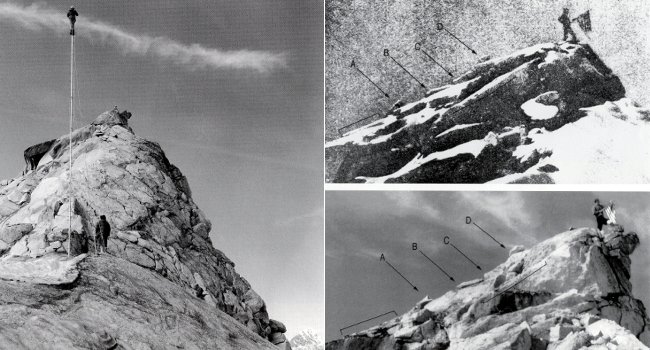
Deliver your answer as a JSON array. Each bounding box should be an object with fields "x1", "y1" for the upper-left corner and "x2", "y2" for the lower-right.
[
  {"x1": 592, "y1": 199, "x2": 607, "y2": 236},
  {"x1": 67, "y1": 6, "x2": 78, "y2": 35},
  {"x1": 95, "y1": 215, "x2": 111, "y2": 254},
  {"x1": 558, "y1": 8, "x2": 577, "y2": 43}
]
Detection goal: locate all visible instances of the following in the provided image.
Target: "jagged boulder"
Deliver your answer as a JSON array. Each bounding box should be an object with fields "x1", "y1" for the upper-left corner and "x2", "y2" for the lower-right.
[
  {"x1": 0, "y1": 110, "x2": 282, "y2": 349},
  {"x1": 326, "y1": 42, "x2": 650, "y2": 184},
  {"x1": 327, "y1": 225, "x2": 649, "y2": 350},
  {"x1": 23, "y1": 139, "x2": 55, "y2": 172},
  {"x1": 91, "y1": 108, "x2": 132, "y2": 130}
]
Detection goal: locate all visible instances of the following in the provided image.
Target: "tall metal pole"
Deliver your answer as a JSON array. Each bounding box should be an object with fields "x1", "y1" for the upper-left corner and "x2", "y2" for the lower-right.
[{"x1": 68, "y1": 27, "x2": 74, "y2": 258}]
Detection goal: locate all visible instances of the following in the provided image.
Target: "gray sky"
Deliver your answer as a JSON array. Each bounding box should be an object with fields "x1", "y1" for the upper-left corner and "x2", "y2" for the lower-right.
[
  {"x1": 0, "y1": 0, "x2": 323, "y2": 339},
  {"x1": 326, "y1": 191, "x2": 650, "y2": 342}
]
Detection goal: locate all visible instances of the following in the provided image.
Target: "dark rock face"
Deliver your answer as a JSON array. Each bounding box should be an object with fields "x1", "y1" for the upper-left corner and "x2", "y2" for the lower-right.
[
  {"x1": 326, "y1": 43, "x2": 630, "y2": 183},
  {"x1": 23, "y1": 139, "x2": 55, "y2": 172},
  {"x1": 327, "y1": 227, "x2": 650, "y2": 349}
]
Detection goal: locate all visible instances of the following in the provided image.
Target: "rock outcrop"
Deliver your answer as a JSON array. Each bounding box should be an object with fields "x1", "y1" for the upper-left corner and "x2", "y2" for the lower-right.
[
  {"x1": 0, "y1": 109, "x2": 283, "y2": 349},
  {"x1": 326, "y1": 42, "x2": 650, "y2": 183},
  {"x1": 326, "y1": 225, "x2": 650, "y2": 350}
]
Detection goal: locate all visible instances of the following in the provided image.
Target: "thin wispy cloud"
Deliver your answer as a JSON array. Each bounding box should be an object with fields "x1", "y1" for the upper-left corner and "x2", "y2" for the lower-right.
[
  {"x1": 0, "y1": 3, "x2": 287, "y2": 72},
  {"x1": 459, "y1": 192, "x2": 536, "y2": 245},
  {"x1": 274, "y1": 207, "x2": 323, "y2": 228},
  {"x1": 386, "y1": 192, "x2": 441, "y2": 222}
]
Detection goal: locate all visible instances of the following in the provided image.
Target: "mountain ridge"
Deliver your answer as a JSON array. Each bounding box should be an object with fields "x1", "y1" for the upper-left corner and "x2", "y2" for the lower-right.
[
  {"x1": 0, "y1": 109, "x2": 290, "y2": 349},
  {"x1": 326, "y1": 42, "x2": 650, "y2": 184},
  {"x1": 326, "y1": 224, "x2": 649, "y2": 350}
]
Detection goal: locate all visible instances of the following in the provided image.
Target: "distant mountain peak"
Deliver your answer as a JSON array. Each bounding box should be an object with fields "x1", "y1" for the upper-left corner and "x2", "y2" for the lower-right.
[{"x1": 291, "y1": 328, "x2": 324, "y2": 350}]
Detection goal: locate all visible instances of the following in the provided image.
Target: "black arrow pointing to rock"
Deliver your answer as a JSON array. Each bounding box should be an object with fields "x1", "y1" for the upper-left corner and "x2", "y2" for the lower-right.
[
  {"x1": 418, "y1": 249, "x2": 455, "y2": 281},
  {"x1": 437, "y1": 23, "x2": 478, "y2": 55},
  {"x1": 386, "y1": 55, "x2": 427, "y2": 89},
  {"x1": 383, "y1": 258, "x2": 419, "y2": 292},
  {"x1": 419, "y1": 49, "x2": 454, "y2": 77},
  {"x1": 444, "y1": 236, "x2": 482, "y2": 270},
  {"x1": 352, "y1": 65, "x2": 390, "y2": 98},
  {"x1": 472, "y1": 222, "x2": 506, "y2": 249}
]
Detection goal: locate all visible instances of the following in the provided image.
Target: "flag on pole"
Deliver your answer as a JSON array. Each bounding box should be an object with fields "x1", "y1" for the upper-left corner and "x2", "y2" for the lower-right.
[{"x1": 574, "y1": 11, "x2": 592, "y2": 33}]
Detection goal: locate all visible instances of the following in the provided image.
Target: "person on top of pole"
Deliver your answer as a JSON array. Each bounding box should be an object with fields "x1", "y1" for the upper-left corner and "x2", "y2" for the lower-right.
[
  {"x1": 558, "y1": 8, "x2": 577, "y2": 43},
  {"x1": 67, "y1": 6, "x2": 78, "y2": 35}
]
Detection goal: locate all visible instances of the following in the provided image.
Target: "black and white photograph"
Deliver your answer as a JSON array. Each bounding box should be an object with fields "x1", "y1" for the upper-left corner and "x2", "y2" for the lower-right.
[
  {"x1": 3, "y1": 1, "x2": 650, "y2": 350},
  {"x1": 0, "y1": 1, "x2": 323, "y2": 349},
  {"x1": 326, "y1": 191, "x2": 650, "y2": 349},
  {"x1": 325, "y1": 0, "x2": 650, "y2": 184}
]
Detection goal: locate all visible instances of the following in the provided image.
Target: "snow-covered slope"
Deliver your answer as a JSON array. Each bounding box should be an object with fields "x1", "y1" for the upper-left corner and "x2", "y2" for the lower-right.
[
  {"x1": 326, "y1": 42, "x2": 650, "y2": 183},
  {"x1": 326, "y1": 225, "x2": 650, "y2": 350}
]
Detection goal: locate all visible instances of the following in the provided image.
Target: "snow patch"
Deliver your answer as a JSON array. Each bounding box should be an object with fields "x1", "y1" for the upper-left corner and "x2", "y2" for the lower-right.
[
  {"x1": 359, "y1": 139, "x2": 487, "y2": 183},
  {"x1": 521, "y1": 99, "x2": 559, "y2": 120},
  {"x1": 326, "y1": 78, "x2": 483, "y2": 148},
  {"x1": 490, "y1": 99, "x2": 650, "y2": 184},
  {"x1": 325, "y1": 115, "x2": 400, "y2": 147},
  {"x1": 398, "y1": 77, "x2": 480, "y2": 114},
  {"x1": 436, "y1": 123, "x2": 482, "y2": 138}
]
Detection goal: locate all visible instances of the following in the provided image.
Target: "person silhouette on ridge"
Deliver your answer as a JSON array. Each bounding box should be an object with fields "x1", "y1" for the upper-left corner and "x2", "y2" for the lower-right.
[
  {"x1": 95, "y1": 215, "x2": 111, "y2": 254},
  {"x1": 558, "y1": 8, "x2": 577, "y2": 43},
  {"x1": 592, "y1": 199, "x2": 607, "y2": 236}
]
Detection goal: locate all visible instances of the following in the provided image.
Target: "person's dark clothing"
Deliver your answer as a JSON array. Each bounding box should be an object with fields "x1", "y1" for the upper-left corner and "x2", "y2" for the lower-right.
[
  {"x1": 67, "y1": 8, "x2": 78, "y2": 25},
  {"x1": 53, "y1": 201, "x2": 63, "y2": 217},
  {"x1": 95, "y1": 218, "x2": 111, "y2": 248},
  {"x1": 194, "y1": 284, "x2": 206, "y2": 299},
  {"x1": 593, "y1": 203, "x2": 606, "y2": 230},
  {"x1": 558, "y1": 11, "x2": 577, "y2": 42},
  {"x1": 67, "y1": 8, "x2": 78, "y2": 34}
]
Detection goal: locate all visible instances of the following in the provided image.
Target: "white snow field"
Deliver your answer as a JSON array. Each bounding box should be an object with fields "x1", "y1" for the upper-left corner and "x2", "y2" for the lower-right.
[
  {"x1": 490, "y1": 99, "x2": 650, "y2": 184},
  {"x1": 354, "y1": 99, "x2": 650, "y2": 184}
]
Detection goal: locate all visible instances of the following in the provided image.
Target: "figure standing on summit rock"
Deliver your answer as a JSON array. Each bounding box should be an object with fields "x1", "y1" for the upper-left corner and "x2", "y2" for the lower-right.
[
  {"x1": 558, "y1": 8, "x2": 577, "y2": 43},
  {"x1": 592, "y1": 199, "x2": 607, "y2": 235},
  {"x1": 95, "y1": 215, "x2": 111, "y2": 254},
  {"x1": 67, "y1": 6, "x2": 78, "y2": 35}
]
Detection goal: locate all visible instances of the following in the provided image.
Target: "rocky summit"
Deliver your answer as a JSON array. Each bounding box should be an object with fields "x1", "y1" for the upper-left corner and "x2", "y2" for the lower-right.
[
  {"x1": 326, "y1": 225, "x2": 649, "y2": 350},
  {"x1": 326, "y1": 42, "x2": 650, "y2": 184},
  {"x1": 0, "y1": 109, "x2": 290, "y2": 349}
]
